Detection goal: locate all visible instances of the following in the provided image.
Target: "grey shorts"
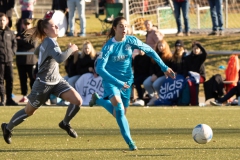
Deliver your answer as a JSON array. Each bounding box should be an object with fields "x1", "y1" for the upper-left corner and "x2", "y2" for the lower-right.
[{"x1": 28, "y1": 78, "x2": 72, "y2": 108}]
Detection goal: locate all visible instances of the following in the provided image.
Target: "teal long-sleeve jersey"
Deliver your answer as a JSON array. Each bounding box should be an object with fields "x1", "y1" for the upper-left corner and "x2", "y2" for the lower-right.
[{"x1": 96, "y1": 35, "x2": 168, "y2": 89}]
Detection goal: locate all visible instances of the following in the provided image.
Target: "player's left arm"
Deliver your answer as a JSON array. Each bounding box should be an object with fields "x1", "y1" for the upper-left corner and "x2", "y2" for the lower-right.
[{"x1": 129, "y1": 36, "x2": 175, "y2": 78}]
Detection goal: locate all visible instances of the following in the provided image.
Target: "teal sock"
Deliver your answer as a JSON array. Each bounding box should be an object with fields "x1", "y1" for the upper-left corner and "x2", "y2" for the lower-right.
[
  {"x1": 114, "y1": 103, "x2": 133, "y2": 144},
  {"x1": 96, "y1": 98, "x2": 113, "y2": 115}
]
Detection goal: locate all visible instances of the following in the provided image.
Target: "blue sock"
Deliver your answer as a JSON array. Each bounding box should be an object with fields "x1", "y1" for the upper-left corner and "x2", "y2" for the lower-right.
[
  {"x1": 114, "y1": 103, "x2": 133, "y2": 144},
  {"x1": 96, "y1": 98, "x2": 114, "y2": 115}
]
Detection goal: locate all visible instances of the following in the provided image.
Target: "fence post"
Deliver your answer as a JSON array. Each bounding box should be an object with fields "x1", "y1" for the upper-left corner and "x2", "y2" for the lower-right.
[
  {"x1": 225, "y1": 0, "x2": 228, "y2": 28},
  {"x1": 196, "y1": 4, "x2": 200, "y2": 29}
]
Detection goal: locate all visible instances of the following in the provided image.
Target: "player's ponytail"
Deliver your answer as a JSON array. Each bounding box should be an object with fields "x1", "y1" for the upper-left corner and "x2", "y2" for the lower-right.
[{"x1": 25, "y1": 10, "x2": 54, "y2": 43}]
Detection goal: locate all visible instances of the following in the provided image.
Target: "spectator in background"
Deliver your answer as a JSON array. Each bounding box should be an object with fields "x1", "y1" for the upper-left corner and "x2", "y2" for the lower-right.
[
  {"x1": 0, "y1": 0, "x2": 15, "y2": 28},
  {"x1": 64, "y1": 51, "x2": 79, "y2": 88},
  {"x1": 75, "y1": 40, "x2": 97, "y2": 77},
  {"x1": 132, "y1": 49, "x2": 151, "y2": 106},
  {"x1": 210, "y1": 82, "x2": 240, "y2": 106},
  {"x1": 169, "y1": 40, "x2": 187, "y2": 75},
  {"x1": 58, "y1": 41, "x2": 97, "y2": 106},
  {"x1": 208, "y1": 0, "x2": 224, "y2": 36},
  {"x1": 20, "y1": 0, "x2": 36, "y2": 19},
  {"x1": 51, "y1": 0, "x2": 68, "y2": 31},
  {"x1": 144, "y1": 20, "x2": 164, "y2": 49},
  {"x1": 143, "y1": 39, "x2": 173, "y2": 106},
  {"x1": 67, "y1": 0, "x2": 86, "y2": 37},
  {"x1": 173, "y1": 0, "x2": 190, "y2": 36},
  {"x1": 98, "y1": 0, "x2": 115, "y2": 15},
  {"x1": 16, "y1": 19, "x2": 37, "y2": 103},
  {"x1": 0, "y1": 13, "x2": 18, "y2": 106},
  {"x1": 183, "y1": 41, "x2": 207, "y2": 105}
]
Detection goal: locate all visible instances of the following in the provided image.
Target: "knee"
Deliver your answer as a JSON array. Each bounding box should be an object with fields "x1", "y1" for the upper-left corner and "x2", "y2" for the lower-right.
[
  {"x1": 74, "y1": 98, "x2": 82, "y2": 106},
  {"x1": 114, "y1": 103, "x2": 124, "y2": 116},
  {"x1": 24, "y1": 108, "x2": 36, "y2": 116}
]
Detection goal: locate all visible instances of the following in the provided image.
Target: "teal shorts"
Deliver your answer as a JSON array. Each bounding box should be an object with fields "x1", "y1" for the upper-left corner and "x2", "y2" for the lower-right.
[{"x1": 103, "y1": 85, "x2": 132, "y2": 108}]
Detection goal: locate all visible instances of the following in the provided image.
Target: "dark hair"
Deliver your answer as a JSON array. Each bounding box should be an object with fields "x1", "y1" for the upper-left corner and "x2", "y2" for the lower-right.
[
  {"x1": 175, "y1": 39, "x2": 184, "y2": 47},
  {"x1": 0, "y1": 12, "x2": 6, "y2": 18},
  {"x1": 192, "y1": 41, "x2": 200, "y2": 48},
  {"x1": 107, "y1": 16, "x2": 126, "y2": 40}
]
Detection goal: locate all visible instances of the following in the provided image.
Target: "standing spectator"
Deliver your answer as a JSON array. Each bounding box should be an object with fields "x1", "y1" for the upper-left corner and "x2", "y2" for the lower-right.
[
  {"x1": 16, "y1": 18, "x2": 37, "y2": 103},
  {"x1": 144, "y1": 20, "x2": 164, "y2": 49},
  {"x1": 20, "y1": 0, "x2": 36, "y2": 19},
  {"x1": 173, "y1": 0, "x2": 190, "y2": 36},
  {"x1": 0, "y1": 0, "x2": 15, "y2": 28},
  {"x1": 51, "y1": 0, "x2": 68, "y2": 32},
  {"x1": 208, "y1": 0, "x2": 224, "y2": 36},
  {"x1": 67, "y1": 0, "x2": 86, "y2": 37},
  {"x1": 0, "y1": 13, "x2": 18, "y2": 106}
]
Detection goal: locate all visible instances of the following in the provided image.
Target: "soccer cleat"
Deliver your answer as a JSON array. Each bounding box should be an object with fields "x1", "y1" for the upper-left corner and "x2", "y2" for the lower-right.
[
  {"x1": 89, "y1": 93, "x2": 99, "y2": 107},
  {"x1": 1, "y1": 123, "x2": 12, "y2": 144},
  {"x1": 210, "y1": 100, "x2": 223, "y2": 106},
  {"x1": 59, "y1": 121, "x2": 78, "y2": 138},
  {"x1": 128, "y1": 141, "x2": 137, "y2": 151}
]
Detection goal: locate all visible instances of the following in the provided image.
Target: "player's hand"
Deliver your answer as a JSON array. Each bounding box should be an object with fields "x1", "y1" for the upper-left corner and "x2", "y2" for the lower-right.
[
  {"x1": 69, "y1": 43, "x2": 79, "y2": 53},
  {"x1": 164, "y1": 68, "x2": 176, "y2": 79},
  {"x1": 123, "y1": 82, "x2": 130, "y2": 89}
]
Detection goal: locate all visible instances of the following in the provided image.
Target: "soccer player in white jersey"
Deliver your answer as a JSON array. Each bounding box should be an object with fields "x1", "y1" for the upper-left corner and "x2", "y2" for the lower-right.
[
  {"x1": 1, "y1": 10, "x2": 83, "y2": 144},
  {"x1": 89, "y1": 17, "x2": 175, "y2": 150}
]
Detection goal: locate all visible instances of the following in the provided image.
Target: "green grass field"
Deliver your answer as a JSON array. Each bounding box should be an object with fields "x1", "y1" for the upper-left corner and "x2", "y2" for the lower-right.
[{"x1": 1, "y1": 106, "x2": 240, "y2": 159}]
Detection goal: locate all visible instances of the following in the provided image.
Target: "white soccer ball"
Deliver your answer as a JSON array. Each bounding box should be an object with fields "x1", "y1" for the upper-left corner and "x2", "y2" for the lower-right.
[{"x1": 192, "y1": 124, "x2": 213, "y2": 144}]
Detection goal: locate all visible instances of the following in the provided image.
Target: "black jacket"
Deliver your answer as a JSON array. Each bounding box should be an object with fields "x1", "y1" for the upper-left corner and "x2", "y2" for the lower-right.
[
  {"x1": 169, "y1": 52, "x2": 187, "y2": 75},
  {"x1": 183, "y1": 44, "x2": 207, "y2": 79},
  {"x1": 0, "y1": 0, "x2": 15, "y2": 17},
  {"x1": 65, "y1": 55, "x2": 78, "y2": 77},
  {"x1": 0, "y1": 27, "x2": 17, "y2": 62},
  {"x1": 16, "y1": 32, "x2": 37, "y2": 65},
  {"x1": 76, "y1": 54, "x2": 95, "y2": 75},
  {"x1": 204, "y1": 74, "x2": 224, "y2": 101},
  {"x1": 133, "y1": 54, "x2": 151, "y2": 77}
]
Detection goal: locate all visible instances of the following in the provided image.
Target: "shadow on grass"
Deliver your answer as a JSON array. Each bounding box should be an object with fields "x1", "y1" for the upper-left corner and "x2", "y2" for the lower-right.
[
  {"x1": 11, "y1": 128, "x2": 240, "y2": 137},
  {"x1": 1, "y1": 146, "x2": 240, "y2": 153}
]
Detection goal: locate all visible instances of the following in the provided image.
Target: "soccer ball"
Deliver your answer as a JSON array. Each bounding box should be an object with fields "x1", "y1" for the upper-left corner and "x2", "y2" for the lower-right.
[{"x1": 192, "y1": 124, "x2": 213, "y2": 144}]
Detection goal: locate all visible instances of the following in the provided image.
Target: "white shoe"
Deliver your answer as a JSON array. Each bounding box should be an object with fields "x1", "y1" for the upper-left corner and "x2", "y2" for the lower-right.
[
  {"x1": 132, "y1": 99, "x2": 145, "y2": 106},
  {"x1": 210, "y1": 100, "x2": 222, "y2": 106},
  {"x1": 147, "y1": 96, "x2": 158, "y2": 106}
]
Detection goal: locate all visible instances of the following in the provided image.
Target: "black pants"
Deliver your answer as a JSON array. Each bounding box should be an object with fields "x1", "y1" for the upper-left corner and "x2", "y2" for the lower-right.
[
  {"x1": 218, "y1": 82, "x2": 240, "y2": 103},
  {"x1": 17, "y1": 65, "x2": 35, "y2": 96},
  {"x1": 0, "y1": 62, "x2": 13, "y2": 102},
  {"x1": 134, "y1": 75, "x2": 148, "y2": 99}
]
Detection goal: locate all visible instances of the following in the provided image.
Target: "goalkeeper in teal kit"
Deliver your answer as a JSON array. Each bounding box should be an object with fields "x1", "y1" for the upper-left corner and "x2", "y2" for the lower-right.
[{"x1": 89, "y1": 17, "x2": 175, "y2": 151}]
